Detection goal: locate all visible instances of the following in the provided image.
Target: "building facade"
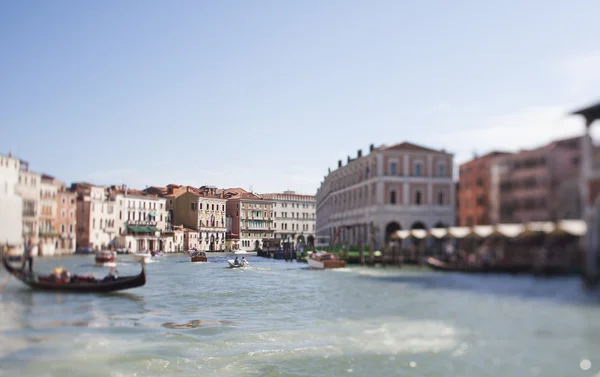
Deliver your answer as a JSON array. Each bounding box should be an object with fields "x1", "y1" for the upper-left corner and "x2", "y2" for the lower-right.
[
  {"x1": 222, "y1": 188, "x2": 275, "y2": 251},
  {"x1": 116, "y1": 188, "x2": 168, "y2": 252},
  {"x1": 16, "y1": 161, "x2": 41, "y2": 240},
  {"x1": 316, "y1": 142, "x2": 455, "y2": 248},
  {"x1": 38, "y1": 175, "x2": 60, "y2": 255},
  {"x1": 260, "y1": 191, "x2": 316, "y2": 250},
  {"x1": 0, "y1": 153, "x2": 23, "y2": 246},
  {"x1": 56, "y1": 186, "x2": 77, "y2": 254},
  {"x1": 169, "y1": 186, "x2": 227, "y2": 252},
  {"x1": 490, "y1": 137, "x2": 582, "y2": 224},
  {"x1": 457, "y1": 151, "x2": 511, "y2": 226}
]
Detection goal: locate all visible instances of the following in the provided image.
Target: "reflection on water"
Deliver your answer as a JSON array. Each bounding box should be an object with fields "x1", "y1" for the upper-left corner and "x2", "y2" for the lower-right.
[{"x1": 0, "y1": 253, "x2": 599, "y2": 377}]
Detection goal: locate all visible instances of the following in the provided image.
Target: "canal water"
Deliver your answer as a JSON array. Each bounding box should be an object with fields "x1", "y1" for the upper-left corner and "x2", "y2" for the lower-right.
[{"x1": 1, "y1": 253, "x2": 600, "y2": 377}]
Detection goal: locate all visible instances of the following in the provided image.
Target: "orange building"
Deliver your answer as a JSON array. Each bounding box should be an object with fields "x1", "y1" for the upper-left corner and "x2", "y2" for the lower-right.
[
  {"x1": 457, "y1": 151, "x2": 511, "y2": 226},
  {"x1": 56, "y1": 186, "x2": 77, "y2": 253}
]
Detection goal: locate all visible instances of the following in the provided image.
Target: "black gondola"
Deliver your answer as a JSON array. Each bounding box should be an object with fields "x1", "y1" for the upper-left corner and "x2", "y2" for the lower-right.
[{"x1": 2, "y1": 254, "x2": 146, "y2": 293}]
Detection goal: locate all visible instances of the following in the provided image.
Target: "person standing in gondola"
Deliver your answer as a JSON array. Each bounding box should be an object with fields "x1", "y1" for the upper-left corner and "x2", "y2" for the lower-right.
[{"x1": 22, "y1": 235, "x2": 37, "y2": 273}]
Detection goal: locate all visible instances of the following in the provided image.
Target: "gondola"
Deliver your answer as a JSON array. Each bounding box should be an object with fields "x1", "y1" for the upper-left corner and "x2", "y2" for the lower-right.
[
  {"x1": 2, "y1": 254, "x2": 146, "y2": 293},
  {"x1": 425, "y1": 257, "x2": 531, "y2": 274}
]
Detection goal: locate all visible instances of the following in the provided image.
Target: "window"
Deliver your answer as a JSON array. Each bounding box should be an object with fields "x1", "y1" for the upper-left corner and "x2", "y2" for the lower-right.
[
  {"x1": 414, "y1": 162, "x2": 423, "y2": 177},
  {"x1": 199, "y1": 203, "x2": 203, "y2": 210},
  {"x1": 61, "y1": 224, "x2": 65, "y2": 233},
  {"x1": 93, "y1": 219, "x2": 96, "y2": 228},
  {"x1": 437, "y1": 191, "x2": 444, "y2": 205},
  {"x1": 62, "y1": 210, "x2": 66, "y2": 218},
  {"x1": 212, "y1": 204, "x2": 215, "y2": 210},
  {"x1": 415, "y1": 191, "x2": 422, "y2": 205},
  {"x1": 69, "y1": 224, "x2": 73, "y2": 233},
  {"x1": 191, "y1": 203, "x2": 196, "y2": 211},
  {"x1": 437, "y1": 163, "x2": 446, "y2": 177},
  {"x1": 389, "y1": 162, "x2": 397, "y2": 176},
  {"x1": 390, "y1": 190, "x2": 397, "y2": 204}
]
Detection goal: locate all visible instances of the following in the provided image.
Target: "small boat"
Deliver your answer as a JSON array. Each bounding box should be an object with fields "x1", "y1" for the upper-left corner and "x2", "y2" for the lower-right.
[
  {"x1": 191, "y1": 251, "x2": 207, "y2": 262},
  {"x1": 425, "y1": 257, "x2": 531, "y2": 274},
  {"x1": 227, "y1": 259, "x2": 249, "y2": 268},
  {"x1": 133, "y1": 252, "x2": 152, "y2": 264},
  {"x1": 307, "y1": 252, "x2": 346, "y2": 269},
  {"x1": 95, "y1": 250, "x2": 117, "y2": 267},
  {"x1": 2, "y1": 253, "x2": 146, "y2": 293},
  {"x1": 151, "y1": 250, "x2": 165, "y2": 257}
]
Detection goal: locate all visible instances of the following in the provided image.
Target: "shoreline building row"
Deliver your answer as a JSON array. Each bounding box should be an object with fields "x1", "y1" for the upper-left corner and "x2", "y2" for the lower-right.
[
  {"x1": 315, "y1": 142, "x2": 455, "y2": 249},
  {"x1": 0, "y1": 154, "x2": 76, "y2": 255},
  {"x1": 457, "y1": 136, "x2": 582, "y2": 226}
]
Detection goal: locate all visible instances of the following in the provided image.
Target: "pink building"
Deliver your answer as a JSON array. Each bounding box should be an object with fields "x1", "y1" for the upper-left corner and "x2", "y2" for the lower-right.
[{"x1": 491, "y1": 136, "x2": 582, "y2": 223}]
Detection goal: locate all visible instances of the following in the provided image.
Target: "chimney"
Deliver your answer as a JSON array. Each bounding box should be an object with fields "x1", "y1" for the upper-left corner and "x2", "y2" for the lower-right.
[
  {"x1": 357, "y1": 149, "x2": 362, "y2": 158},
  {"x1": 347, "y1": 156, "x2": 351, "y2": 163},
  {"x1": 328, "y1": 168, "x2": 331, "y2": 173},
  {"x1": 338, "y1": 160, "x2": 342, "y2": 168},
  {"x1": 369, "y1": 144, "x2": 374, "y2": 152}
]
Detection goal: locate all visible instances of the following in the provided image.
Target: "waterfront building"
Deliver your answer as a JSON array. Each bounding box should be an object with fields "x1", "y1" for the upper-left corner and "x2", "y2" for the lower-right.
[
  {"x1": 38, "y1": 175, "x2": 60, "y2": 255},
  {"x1": 56, "y1": 185, "x2": 77, "y2": 254},
  {"x1": 71, "y1": 183, "x2": 124, "y2": 251},
  {"x1": 183, "y1": 228, "x2": 199, "y2": 250},
  {"x1": 489, "y1": 137, "x2": 582, "y2": 224},
  {"x1": 161, "y1": 225, "x2": 185, "y2": 252},
  {"x1": 221, "y1": 188, "x2": 275, "y2": 251},
  {"x1": 16, "y1": 160, "x2": 41, "y2": 240},
  {"x1": 168, "y1": 186, "x2": 227, "y2": 252},
  {"x1": 260, "y1": 191, "x2": 316, "y2": 250},
  {"x1": 114, "y1": 187, "x2": 168, "y2": 252},
  {"x1": 316, "y1": 142, "x2": 455, "y2": 248},
  {"x1": 0, "y1": 153, "x2": 23, "y2": 246},
  {"x1": 457, "y1": 152, "x2": 512, "y2": 226}
]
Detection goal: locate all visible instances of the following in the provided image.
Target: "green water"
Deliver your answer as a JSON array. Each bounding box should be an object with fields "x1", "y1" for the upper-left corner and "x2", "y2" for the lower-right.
[{"x1": 1, "y1": 253, "x2": 599, "y2": 376}]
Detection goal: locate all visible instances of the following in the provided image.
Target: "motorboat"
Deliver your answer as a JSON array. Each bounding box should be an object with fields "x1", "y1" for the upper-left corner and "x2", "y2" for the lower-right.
[
  {"x1": 133, "y1": 251, "x2": 152, "y2": 264},
  {"x1": 151, "y1": 250, "x2": 165, "y2": 257},
  {"x1": 234, "y1": 250, "x2": 257, "y2": 256},
  {"x1": 191, "y1": 250, "x2": 207, "y2": 262},
  {"x1": 227, "y1": 259, "x2": 249, "y2": 268},
  {"x1": 2, "y1": 253, "x2": 146, "y2": 293},
  {"x1": 95, "y1": 250, "x2": 117, "y2": 267},
  {"x1": 307, "y1": 252, "x2": 346, "y2": 270}
]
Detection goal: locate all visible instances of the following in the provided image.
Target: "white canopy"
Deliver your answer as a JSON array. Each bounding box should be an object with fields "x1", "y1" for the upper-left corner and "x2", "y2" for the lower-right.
[
  {"x1": 429, "y1": 228, "x2": 448, "y2": 238},
  {"x1": 496, "y1": 224, "x2": 525, "y2": 237},
  {"x1": 411, "y1": 229, "x2": 428, "y2": 239},
  {"x1": 473, "y1": 225, "x2": 495, "y2": 237},
  {"x1": 558, "y1": 220, "x2": 587, "y2": 236},
  {"x1": 448, "y1": 227, "x2": 472, "y2": 238}
]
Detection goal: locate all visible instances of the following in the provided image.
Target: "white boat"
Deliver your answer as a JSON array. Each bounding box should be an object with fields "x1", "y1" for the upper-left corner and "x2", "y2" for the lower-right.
[
  {"x1": 95, "y1": 250, "x2": 117, "y2": 267},
  {"x1": 133, "y1": 252, "x2": 152, "y2": 264},
  {"x1": 307, "y1": 252, "x2": 346, "y2": 270},
  {"x1": 227, "y1": 259, "x2": 249, "y2": 268}
]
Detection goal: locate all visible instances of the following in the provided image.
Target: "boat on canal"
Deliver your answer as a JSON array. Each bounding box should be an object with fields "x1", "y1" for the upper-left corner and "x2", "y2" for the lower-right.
[
  {"x1": 95, "y1": 250, "x2": 117, "y2": 267},
  {"x1": 2, "y1": 253, "x2": 146, "y2": 293},
  {"x1": 227, "y1": 259, "x2": 249, "y2": 268},
  {"x1": 307, "y1": 252, "x2": 346, "y2": 269},
  {"x1": 133, "y1": 251, "x2": 152, "y2": 264},
  {"x1": 191, "y1": 250, "x2": 207, "y2": 262}
]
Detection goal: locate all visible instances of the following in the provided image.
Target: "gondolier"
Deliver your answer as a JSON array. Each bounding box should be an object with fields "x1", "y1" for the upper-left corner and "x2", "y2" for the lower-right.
[{"x1": 22, "y1": 235, "x2": 37, "y2": 273}]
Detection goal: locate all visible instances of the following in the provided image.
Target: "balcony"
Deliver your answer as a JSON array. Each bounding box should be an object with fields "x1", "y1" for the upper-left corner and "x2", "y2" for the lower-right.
[{"x1": 126, "y1": 220, "x2": 158, "y2": 227}]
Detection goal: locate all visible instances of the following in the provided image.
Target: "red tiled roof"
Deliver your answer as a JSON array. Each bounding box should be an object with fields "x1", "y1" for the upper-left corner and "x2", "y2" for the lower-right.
[{"x1": 220, "y1": 188, "x2": 264, "y2": 200}]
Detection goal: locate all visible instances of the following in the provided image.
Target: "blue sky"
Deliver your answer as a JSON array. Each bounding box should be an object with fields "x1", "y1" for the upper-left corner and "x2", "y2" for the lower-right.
[{"x1": 2, "y1": 0, "x2": 600, "y2": 194}]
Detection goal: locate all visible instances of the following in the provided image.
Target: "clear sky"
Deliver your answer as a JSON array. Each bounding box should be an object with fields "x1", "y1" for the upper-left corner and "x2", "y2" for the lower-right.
[{"x1": 2, "y1": 0, "x2": 600, "y2": 194}]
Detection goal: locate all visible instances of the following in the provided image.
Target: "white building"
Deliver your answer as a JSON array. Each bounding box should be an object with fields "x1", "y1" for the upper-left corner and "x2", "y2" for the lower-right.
[
  {"x1": 116, "y1": 188, "x2": 168, "y2": 252},
  {"x1": 260, "y1": 191, "x2": 316, "y2": 249},
  {"x1": 71, "y1": 183, "x2": 124, "y2": 251},
  {"x1": 316, "y1": 142, "x2": 455, "y2": 248},
  {"x1": 16, "y1": 161, "x2": 41, "y2": 239},
  {"x1": 0, "y1": 153, "x2": 23, "y2": 246}
]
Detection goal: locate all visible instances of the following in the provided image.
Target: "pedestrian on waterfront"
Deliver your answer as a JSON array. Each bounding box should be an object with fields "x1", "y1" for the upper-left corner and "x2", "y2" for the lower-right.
[{"x1": 22, "y1": 235, "x2": 37, "y2": 273}]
